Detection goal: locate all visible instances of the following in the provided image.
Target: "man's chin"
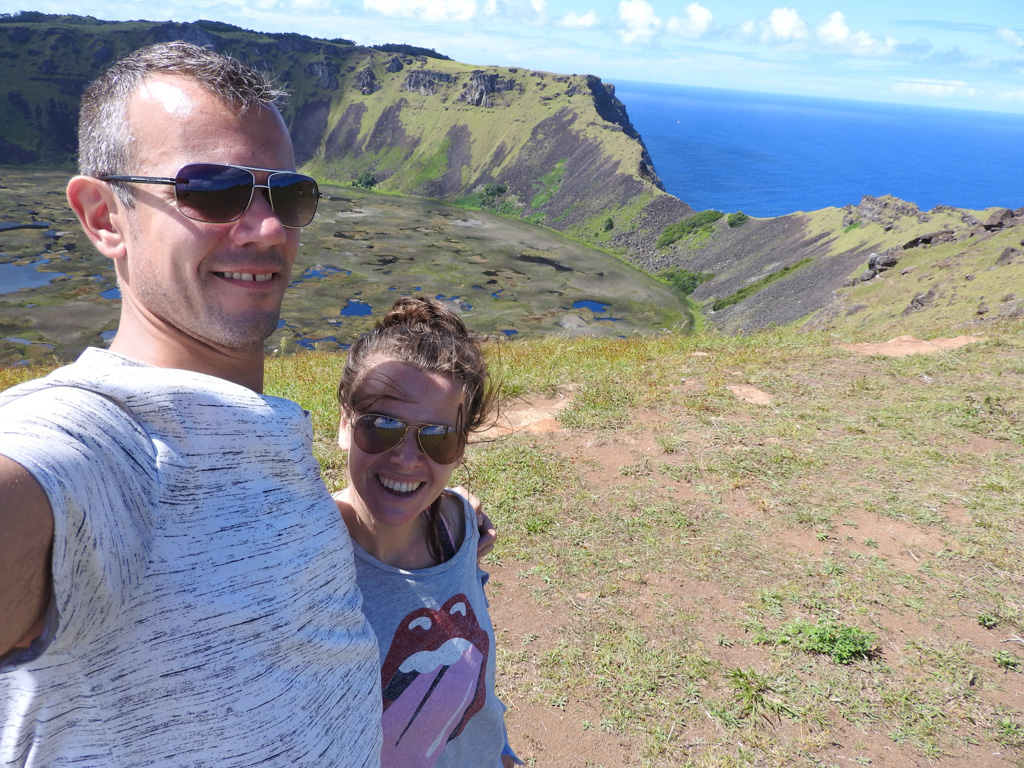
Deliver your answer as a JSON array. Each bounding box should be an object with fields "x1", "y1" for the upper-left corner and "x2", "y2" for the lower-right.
[{"x1": 205, "y1": 312, "x2": 281, "y2": 353}]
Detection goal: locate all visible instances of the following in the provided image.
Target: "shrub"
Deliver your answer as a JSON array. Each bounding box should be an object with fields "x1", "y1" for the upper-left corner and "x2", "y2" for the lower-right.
[
  {"x1": 480, "y1": 183, "x2": 507, "y2": 208},
  {"x1": 602, "y1": 217, "x2": 614, "y2": 232},
  {"x1": 656, "y1": 210, "x2": 724, "y2": 249},
  {"x1": 657, "y1": 267, "x2": 713, "y2": 298},
  {"x1": 354, "y1": 172, "x2": 377, "y2": 189},
  {"x1": 727, "y1": 211, "x2": 749, "y2": 228}
]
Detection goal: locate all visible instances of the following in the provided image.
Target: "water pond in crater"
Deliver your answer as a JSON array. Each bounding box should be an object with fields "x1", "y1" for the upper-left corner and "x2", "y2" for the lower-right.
[{"x1": 1, "y1": 169, "x2": 692, "y2": 365}]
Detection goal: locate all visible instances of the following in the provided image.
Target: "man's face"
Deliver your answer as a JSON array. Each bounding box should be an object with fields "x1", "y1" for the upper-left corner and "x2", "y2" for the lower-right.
[{"x1": 115, "y1": 75, "x2": 301, "y2": 353}]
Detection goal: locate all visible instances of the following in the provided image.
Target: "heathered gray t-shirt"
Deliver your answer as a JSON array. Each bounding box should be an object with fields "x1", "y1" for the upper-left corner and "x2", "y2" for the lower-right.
[
  {"x1": 0, "y1": 348, "x2": 382, "y2": 768},
  {"x1": 347, "y1": 491, "x2": 517, "y2": 768}
]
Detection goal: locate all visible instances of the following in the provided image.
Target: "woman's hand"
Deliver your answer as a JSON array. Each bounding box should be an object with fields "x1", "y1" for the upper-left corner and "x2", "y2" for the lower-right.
[{"x1": 452, "y1": 486, "x2": 497, "y2": 561}]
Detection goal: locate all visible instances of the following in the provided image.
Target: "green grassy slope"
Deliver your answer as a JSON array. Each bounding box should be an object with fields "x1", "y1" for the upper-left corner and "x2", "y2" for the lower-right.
[
  {"x1": 301, "y1": 52, "x2": 679, "y2": 241},
  {"x1": 640, "y1": 195, "x2": 1024, "y2": 336}
]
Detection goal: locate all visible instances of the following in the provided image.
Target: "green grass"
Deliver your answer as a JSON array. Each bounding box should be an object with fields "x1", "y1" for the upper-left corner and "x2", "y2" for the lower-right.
[
  {"x1": 409, "y1": 138, "x2": 452, "y2": 189},
  {"x1": 711, "y1": 257, "x2": 814, "y2": 311},
  {"x1": 656, "y1": 210, "x2": 724, "y2": 249},
  {"x1": 530, "y1": 159, "x2": 566, "y2": 209}
]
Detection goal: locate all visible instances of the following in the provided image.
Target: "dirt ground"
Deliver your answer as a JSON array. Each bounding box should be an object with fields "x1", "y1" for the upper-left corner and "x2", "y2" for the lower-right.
[{"x1": 483, "y1": 335, "x2": 1011, "y2": 768}]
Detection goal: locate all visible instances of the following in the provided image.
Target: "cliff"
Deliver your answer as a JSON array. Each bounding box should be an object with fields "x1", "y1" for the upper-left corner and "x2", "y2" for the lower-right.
[{"x1": 0, "y1": 13, "x2": 689, "y2": 246}]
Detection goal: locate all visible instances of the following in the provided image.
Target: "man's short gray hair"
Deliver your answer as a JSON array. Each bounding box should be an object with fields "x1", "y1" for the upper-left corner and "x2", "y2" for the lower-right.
[{"x1": 78, "y1": 41, "x2": 286, "y2": 191}]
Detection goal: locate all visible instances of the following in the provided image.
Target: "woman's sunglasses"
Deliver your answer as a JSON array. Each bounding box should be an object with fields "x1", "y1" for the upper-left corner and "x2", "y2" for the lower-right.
[
  {"x1": 351, "y1": 413, "x2": 466, "y2": 466},
  {"x1": 98, "y1": 163, "x2": 320, "y2": 228}
]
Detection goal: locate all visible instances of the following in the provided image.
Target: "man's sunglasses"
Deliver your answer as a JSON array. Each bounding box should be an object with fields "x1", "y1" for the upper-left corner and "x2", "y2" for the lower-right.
[
  {"x1": 352, "y1": 413, "x2": 466, "y2": 466},
  {"x1": 98, "y1": 163, "x2": 320, "y2": 228}
]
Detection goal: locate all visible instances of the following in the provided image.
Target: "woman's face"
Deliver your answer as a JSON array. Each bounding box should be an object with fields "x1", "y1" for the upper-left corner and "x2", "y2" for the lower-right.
[{"x1": 339, "y1": 360, "x2": 465, "y2": 531}]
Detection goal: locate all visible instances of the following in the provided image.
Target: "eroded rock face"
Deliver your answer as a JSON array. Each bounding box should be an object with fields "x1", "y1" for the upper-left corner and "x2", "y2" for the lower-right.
[
  {"x1": 457, "y1": 70, "x2": 520, "y2": 107},
  {"x1": 305, "y1": 61, "x2": 339, "y2": 91},
  {"x1": 401, "y1": 70, "x2": 455, "y2": 96},
  {"x1": 352, "y1": 67, "x2": 379, "y2": 95}
]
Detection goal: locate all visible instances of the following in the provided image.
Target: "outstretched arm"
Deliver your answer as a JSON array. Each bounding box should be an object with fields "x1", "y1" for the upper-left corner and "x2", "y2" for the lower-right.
[{"x1": 0, "y1": 456, "x2": 54, "y2": 655}]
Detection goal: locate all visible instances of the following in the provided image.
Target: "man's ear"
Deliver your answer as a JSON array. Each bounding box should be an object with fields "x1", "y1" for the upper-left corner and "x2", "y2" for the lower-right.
[{"x1": 66, "y1": 175, "x2": 129, "y2": 260}]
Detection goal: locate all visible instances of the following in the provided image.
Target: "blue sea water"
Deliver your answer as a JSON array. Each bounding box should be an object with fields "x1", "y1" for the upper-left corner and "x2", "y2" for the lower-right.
[{"x1": 614, "y1": 81, "x2": 1024, "y2": 218}]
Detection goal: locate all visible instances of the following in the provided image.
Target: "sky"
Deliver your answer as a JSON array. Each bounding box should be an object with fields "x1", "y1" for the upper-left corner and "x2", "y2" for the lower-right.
[{"x1": 5, "y1": 1, "x2": 1024, "y2": 114}]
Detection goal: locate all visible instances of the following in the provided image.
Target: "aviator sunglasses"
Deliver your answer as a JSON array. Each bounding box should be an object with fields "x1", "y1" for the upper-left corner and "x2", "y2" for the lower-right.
[
  {"x1": 351, "y1": 413, "x2": 466, "y2": 466},
  {"x1": 99, "y1": 163, "x2": 320, "y2": 228}
]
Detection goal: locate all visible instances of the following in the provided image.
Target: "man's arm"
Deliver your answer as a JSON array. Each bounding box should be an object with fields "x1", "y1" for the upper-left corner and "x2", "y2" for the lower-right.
[{"x1": 0, "y1": 456, "x2": 54, "y2": 655}]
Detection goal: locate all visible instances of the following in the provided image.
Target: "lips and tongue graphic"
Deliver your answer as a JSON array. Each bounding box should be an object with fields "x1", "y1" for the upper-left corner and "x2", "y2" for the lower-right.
[{"x1": 380, "y1": 593, "x2": 489, "y2": 767}]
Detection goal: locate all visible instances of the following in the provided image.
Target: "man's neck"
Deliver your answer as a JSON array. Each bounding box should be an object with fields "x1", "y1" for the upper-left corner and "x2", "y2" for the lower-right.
[{"x1": 109, "y1": 325, "x2": 266, "y2": 392}]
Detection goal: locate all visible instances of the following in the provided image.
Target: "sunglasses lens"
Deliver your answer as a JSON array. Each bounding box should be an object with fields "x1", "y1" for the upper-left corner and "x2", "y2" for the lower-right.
[
  {"x1": 268, "y1": 173, "x2": 320, "y2": 227},
  {"x1": 174, "y1": 164, "x2": 254, "y2": 223},
  {"x1": 353, "y1": 415, "x2": 406, "y2": 455},
  {"x1": 352, "y1": 415, "x2": 464, "y2": 465},
  {"x1": 417, "y1": 424, "x2": 464, "y2": 465}
]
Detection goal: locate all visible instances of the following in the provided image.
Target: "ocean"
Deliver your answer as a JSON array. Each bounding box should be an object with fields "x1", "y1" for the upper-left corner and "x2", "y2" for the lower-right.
[{"x1": 614, "y1": 81, "x2": 1024, "y2": 218}]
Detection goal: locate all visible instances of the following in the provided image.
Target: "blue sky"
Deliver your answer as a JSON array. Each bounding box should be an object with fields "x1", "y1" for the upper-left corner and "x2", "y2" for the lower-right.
[{"x1": 5, "y1": 1, "x2": 1024, "y2": 113}]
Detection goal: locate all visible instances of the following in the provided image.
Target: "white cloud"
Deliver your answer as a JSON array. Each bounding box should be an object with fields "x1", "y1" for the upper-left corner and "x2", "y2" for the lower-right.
[
  {"x1": 618, "y1": 0, "x2": 662, "y2": 45},
  {"x1": 666, "y1": 3, "x2": 711, "y2": 39},
  {"x1": 531, "y1": 0, "x2": 546, "y2": 15},
  {"x1": 558, "y1": 10, "x2": 599, "y2": 29},
  {"x1": 997, "y1": 28, "x2": 1024, "y2": 48},
  {"x1": 893, "y1": 78, "x2": 980, "y2": 99},
  {"x1": 762, "y1": 7, "x2": 807, "y2": 43},
  {"x1": 816, "y1": 11, "x2": 896, "y2": 56},
  {"x1": 362, "y1": 0, "x2": 478, "y2": 22},
  {"x1": 293, "y1": 0, "x2": 330, "y2": 9},
  {"x1": 817, "y1": 10, "x2": 847, "y2": 46}
]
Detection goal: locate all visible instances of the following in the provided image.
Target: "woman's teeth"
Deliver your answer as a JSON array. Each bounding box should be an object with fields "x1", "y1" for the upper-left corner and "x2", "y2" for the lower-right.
[{"x1": 379, "y1": 476, "x2": 422, "y2": 494}]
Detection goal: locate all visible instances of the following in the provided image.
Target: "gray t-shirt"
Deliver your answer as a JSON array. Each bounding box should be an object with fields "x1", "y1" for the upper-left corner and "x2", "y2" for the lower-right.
[
  {"x1": 348, "y1": 492, "x2": 516, "y2": 768},
  {"x1": 0, "y1": 348, "x2": 382, "y2": 768}
]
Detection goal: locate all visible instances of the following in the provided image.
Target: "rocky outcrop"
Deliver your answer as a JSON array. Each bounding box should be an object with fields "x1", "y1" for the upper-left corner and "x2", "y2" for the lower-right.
[
  {"x1": 856, "y1": 246, "x2": 904, "y2": 283},
  {"x1": 903, "y1": 289, "x2": 936, "y2": 315},
  {"x1": 401, "y1": 70, "x2": 455, "y2": 96},
  {"x1": 843, "y1": 195, "x2": 929, "y2": 230},
  {"x1": 305, "y1": 61, "x2": 339, "y2": 91},
  {"x1": 458, "y1": 70, "x2": 520, "y2": 107},
  {"x1": 985, "y1": 207, "x2": 1016, "y2": 230},
  {"x1": 904, "y1": 231, "x2": 956, "y2": 249},
  {"x1": 352, "y1": 67, "x2": 379, "y2": 95},
  {"x1": 997, "y1": 247, "x2": 1021, "y2": 265}
]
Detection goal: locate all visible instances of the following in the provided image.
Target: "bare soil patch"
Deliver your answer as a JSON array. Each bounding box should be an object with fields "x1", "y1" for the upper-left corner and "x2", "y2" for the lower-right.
[{"x1": 840, "y1": 334, "x2": 986, "y2": 356}]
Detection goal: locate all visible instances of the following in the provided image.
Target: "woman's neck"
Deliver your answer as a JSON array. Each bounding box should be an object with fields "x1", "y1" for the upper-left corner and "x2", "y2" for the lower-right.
[{"x1": 335, "y1": 488, "x2": 438, "y2": 569}]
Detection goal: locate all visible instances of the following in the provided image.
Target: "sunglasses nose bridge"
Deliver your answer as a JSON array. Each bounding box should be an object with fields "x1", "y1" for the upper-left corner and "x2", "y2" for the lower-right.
[
  {"x1": 379, "y1": 422, "x2": 435, "y2": 463},
  {"x1": 240, "y1": 180, "x2": 282, "y2": 225}
]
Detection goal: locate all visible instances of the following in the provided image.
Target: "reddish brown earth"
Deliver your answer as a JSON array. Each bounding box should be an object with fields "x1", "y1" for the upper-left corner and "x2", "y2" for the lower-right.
[{"x1": 482, "y1": 336, "x2": 1016, "y2": 768}]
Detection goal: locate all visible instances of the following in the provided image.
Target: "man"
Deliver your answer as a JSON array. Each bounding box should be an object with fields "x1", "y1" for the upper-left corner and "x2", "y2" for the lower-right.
[{"x1": 0, "y1": 42, "x2": 382, "y2": 766}]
